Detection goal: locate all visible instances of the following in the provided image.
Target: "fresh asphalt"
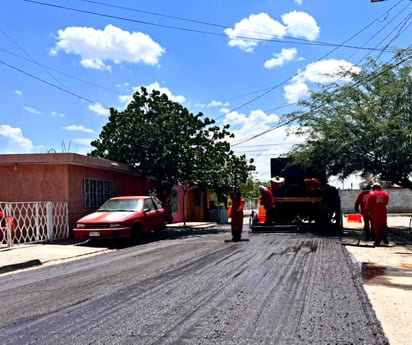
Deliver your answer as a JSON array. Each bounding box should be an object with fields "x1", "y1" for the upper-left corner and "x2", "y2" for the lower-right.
[
  {"x1": 0, "y1": 222, "x2": 225, "y2": 275},
  {"x1": 1, "y1": 215, "x2": 410, "y2": 275}
]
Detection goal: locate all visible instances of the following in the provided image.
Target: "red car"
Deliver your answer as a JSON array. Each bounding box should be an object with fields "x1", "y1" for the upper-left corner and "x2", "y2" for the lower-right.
[{"x1": 73, "y1": 196, "x2": 167, "y2": 240}]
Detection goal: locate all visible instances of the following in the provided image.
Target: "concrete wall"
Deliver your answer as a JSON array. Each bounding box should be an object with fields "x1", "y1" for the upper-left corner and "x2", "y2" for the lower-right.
[{"x1": 339, "y1": 188, "x2": 412, "y2": 214}]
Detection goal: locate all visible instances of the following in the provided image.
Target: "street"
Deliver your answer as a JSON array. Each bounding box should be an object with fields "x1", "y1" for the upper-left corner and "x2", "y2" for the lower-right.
[{"x1": 0, "y1": 229, "x2": 389, "y2": 345}]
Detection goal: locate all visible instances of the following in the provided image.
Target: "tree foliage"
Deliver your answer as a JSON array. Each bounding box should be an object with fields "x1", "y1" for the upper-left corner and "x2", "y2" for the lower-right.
[
  {"x1": 89, "y1": 87, "x2": 255, "y2": 201},
  {"x1": 288, "y1": 49, "x2": 412, "y2": 189}
]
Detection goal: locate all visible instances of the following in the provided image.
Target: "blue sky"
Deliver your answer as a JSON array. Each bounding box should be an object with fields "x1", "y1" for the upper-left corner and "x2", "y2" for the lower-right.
[{"x1": 1, "y1": 0, "x2": 410, "y2": 186}]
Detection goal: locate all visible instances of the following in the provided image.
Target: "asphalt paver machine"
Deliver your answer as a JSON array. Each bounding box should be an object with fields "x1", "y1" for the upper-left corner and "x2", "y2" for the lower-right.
[{"x1": 250, "y1": 157, "x2": 343, "y2": 234}]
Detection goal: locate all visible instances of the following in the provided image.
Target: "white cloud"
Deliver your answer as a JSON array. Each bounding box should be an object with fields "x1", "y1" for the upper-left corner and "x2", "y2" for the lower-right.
[
  {"x1": 70, "y1": 138, "x2": 95, "y2": 155},
  {"x1": 61, "y1": 125, "x2": 94, "y2": 133},
  {"x1": 72, "y1": 138, "x2": 93, "y2": 146},
  {"x1": 264, "y1": 48, "x2": 298, "y2": 69},
  {"x1": 282, "y1": 11, "x2": 320, "y2": 41},
  {"x1": 51, "y1": 24, "x2": 165, "y2": 70},
  {"x1": 220, "y1": 107, "x2": 231, "y2": 114},
  {"x1": 225, "y1": 11, "x2": 319, "y2": 52},
  {"x1": 223, "y1": 109, "x2": 306, "y2": 181},
  {"x1": 51, "y1": 111, "x2": 64, "y2": 117},
  {"x1": 224, "y1": 109, "x2": 280, "y2": 130},
  {"x1": 119, "y1": 82, "x2": 186, "y2": 105},
  {"x1": 24, "y1": 107, "x2": 41, "y2": 115},
  {"x1": 284, "y1": 77, "x2": 310, "y2": 104},
  {"x1": 81, "y1": 58, "x2": 111, "y2": 72},
  {"x1": 225, "y1": 13, "x2": 286, "y2": 52},
  {"x1": 284, "y1": 59, "x2": 361, "y2": 103},
  {"x1": 207, "y1": 100, "x2": 230, "y2": 108},
  {"x1": 118, "y1": 94, "x2": 132, "y2": 105},
  {"x1": 0, "y1": 125, "x2": 33, "y2": 152},
  {"x1": 302, "y1": 59, "x2": 361, "y2": 83},
  {"x1": 145, "y1": 82, "x2": 186, "y2": 103},
  {"x1": 15, "y1": 90, "x2": 23, "y2": 96},
  {"x1": 88, "y1": 103, "x2": 110, "y2": 116}
]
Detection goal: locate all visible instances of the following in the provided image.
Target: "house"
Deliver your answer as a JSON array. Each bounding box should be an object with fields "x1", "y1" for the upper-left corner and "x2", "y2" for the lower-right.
[
  {"x1": 0, "y1": 153, "x2": 214, "y2": 238},
  {"x1": 0, "y1": 153, "x2": 154, "y2": 233}
]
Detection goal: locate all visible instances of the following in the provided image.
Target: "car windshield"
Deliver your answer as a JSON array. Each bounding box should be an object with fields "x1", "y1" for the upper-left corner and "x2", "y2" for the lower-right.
[{"x1": 98, "y1": 199, "x2": 143, "y2": 212}]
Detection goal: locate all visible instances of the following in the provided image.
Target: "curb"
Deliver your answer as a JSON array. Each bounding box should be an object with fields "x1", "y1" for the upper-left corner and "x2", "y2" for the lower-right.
[{"x1": 0, "y1": 259, "x2": 42, "y2": 274}]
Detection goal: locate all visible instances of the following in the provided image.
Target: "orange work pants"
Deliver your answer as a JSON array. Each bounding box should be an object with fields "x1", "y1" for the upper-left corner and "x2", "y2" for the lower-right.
[
  {"x1": 370, "y1": 216, "x2": 387, "y2": 242},
  {"x1": 231, "y1": 211, "x2": 243, "y2": 239}
]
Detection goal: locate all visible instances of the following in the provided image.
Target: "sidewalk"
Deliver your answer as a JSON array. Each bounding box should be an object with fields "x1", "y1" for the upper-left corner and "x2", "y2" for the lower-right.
[{"x1": 0, "y1": 239, "x2": 113, "y2": 274}]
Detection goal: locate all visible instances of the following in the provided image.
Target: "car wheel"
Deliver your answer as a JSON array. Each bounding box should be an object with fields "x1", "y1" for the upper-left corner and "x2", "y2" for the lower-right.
[
  {"x1": 154, "y1": 223, "x2": 166, "y2": 236},
  {"x1": 131, "y1": 224, "x2": 142, "y2": 242}
]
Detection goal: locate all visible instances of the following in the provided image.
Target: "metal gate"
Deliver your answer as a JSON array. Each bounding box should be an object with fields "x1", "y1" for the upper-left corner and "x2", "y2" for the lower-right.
[{"x1": 0, "y1": 201, "x2": 69, "y2": 248}]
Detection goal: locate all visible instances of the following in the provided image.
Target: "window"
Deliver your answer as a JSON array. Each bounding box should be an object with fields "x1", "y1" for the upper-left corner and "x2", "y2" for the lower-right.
[
  {"x1": 84, "y1": 178, "x2": 114, "y2": 208},
  {"x1": 143, "y1": 198, "x2": 155, "y2": 211},
  {"x1": 152, "y1": 197, "x2": 164, "y2": 210}
]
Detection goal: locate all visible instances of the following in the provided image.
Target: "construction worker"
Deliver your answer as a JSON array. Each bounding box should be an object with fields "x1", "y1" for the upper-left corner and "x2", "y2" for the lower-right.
[
  {"x1": 304, "y1": 178, "x2": 322, "y2": 196},
  {"x1": 365, "y1": 182, "x2": 389, "y2": 246},
  {"x1": 229, "y1": 189, "x2": 245, "y2": 242},
  {"x1": 270, "y1": 176, "x2": 286, "y2": 197},
  {"x1": 354, "y1": 184, "x2": 372, "y2": 240},
  {"x1": 259, "y1": 185, "x2": 275, "y2": 225}
]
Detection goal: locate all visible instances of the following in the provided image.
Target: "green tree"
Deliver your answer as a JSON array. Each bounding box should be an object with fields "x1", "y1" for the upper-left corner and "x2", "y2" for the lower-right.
[
  {"x1": 288, "y1": 49, "x2": 412, "y2": 189},
  {"x1": 89, "y1": 87, "x2": 255, "y2": 211}
]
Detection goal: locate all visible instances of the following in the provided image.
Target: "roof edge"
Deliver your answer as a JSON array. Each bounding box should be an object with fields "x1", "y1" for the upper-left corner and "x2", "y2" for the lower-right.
[{"x1": 0, "y1": 153, "x2": 139, "y2": 175}]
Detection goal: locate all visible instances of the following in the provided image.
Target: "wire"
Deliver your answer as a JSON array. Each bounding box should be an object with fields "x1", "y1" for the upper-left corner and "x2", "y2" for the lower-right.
[
  {"x1": 12, "y1": 0, "x2": 410, "y2": 139},
  {"x1": 0, "y1": 47, "x2": 121, "y2": 95},
  {"x1": 0, "y1": 26, "x2": 66, "y2": 88},
  {"x1": 0, "y1": 59, "x2": 110, "y2": 108},
  {"x1": 24, "y1": 0, "x2": 398, "y2": 52},
  {"x1": 231, "y1": 115, "x2": 299, "y2": 147},
  {"x1": 221, "y1": 1, "x2": 411, "y2": 141}
]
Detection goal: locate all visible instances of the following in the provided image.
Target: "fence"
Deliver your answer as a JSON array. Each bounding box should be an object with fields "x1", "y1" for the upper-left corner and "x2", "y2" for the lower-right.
[{"x1": 0, "y1": 201, "x2": 69, "y2": 248}]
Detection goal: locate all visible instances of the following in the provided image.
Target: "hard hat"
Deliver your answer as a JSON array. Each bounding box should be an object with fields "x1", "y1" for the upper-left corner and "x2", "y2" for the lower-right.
[
  {"x1": 372, "y1": 182, "x2": 381, "y2": 189},
  {"x1": 271, "y1": 176, "x2": 285, "y2": 183},
  {"x1": 363, "y1": 184, "x2": 371, "y2": 190}
]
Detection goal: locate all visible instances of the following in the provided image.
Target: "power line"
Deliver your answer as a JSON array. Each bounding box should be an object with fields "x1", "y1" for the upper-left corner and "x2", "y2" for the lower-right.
[
  {"x1": 223, "y1": 1, "x2": 410, "y2": 142},
  {"x1": 0, "y1": 26, "x2": 66, "y2": 89},
  {"x1": 230, "y1": 50, "x2": 412, "y2": 147},
  {"x1": 214, "y1": 0, "x2": 409, "y2": 122},
  {"x1": 24, "y1": 0, "x2": 399, "y2": 53},
  {"x1": 0, "y1": 59, "x2": 110, "y2": 108},
  {"x1": 11, "y1": 0, "x2": 410, "y2": 135},
  {"x1": 0, "y1": 47, "x2": 121, "y2": 95}
]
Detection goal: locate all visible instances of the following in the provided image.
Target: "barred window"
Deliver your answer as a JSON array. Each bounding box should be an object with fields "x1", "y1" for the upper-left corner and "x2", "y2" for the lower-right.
[{"x1": 83, "y1": 178, "x2": 114, "y2": 208}]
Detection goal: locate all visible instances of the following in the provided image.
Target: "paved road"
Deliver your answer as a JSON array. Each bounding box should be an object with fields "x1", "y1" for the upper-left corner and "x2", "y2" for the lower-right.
[{"x1": 0, "y1": 230, "x2": 389, "y2": 344}]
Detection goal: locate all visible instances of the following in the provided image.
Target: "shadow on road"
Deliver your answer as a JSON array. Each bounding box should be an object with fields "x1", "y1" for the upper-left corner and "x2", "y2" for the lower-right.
[{"x1": 78, "y1": 226, "x2": 229, "y2": 250}]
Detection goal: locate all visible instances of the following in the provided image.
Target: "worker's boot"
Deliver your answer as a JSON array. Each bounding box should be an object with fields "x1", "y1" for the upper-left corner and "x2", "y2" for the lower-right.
[
  {"x1": 382, "y1": 230, "x2": 389, "y2": 245},
  {"x1": 232, "y1": 231, "x2": 240, "y2": 242},
  {"x1": 365, "y1": 228, "x2": 371, "y2": 241}
]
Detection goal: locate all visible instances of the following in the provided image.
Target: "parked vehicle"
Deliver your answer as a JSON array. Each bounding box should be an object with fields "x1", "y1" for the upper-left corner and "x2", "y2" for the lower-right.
[{"x1": 73, "y1": 196, "x2": 167, "y2": 240}]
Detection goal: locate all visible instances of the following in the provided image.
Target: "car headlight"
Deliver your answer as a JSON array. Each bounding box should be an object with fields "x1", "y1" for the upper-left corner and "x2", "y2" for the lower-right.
[
  {"x1": 76, "y1": 223, "x2": 85, "y2": 228},
  {"x1": 109, "y1": 223, "x2": 122, "y2": 228}
]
